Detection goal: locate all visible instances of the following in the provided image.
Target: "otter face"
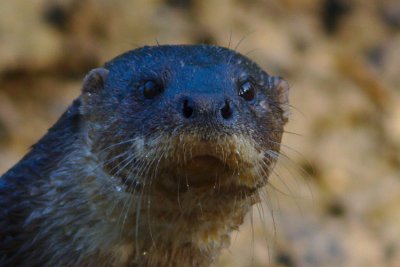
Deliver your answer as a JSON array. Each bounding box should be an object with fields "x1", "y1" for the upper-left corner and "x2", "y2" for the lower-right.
[{"x1": 81, "y1": 45, "x2": 289, "y2": 196}]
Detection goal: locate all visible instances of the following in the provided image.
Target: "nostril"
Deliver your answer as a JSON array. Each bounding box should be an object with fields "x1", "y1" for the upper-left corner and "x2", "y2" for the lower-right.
[
  {"x1": 182, "y1": 99, "x2": 194, "y2": 118},
  {"x1": 220, "y1": 100, "x2": 233, "y2": 120}
]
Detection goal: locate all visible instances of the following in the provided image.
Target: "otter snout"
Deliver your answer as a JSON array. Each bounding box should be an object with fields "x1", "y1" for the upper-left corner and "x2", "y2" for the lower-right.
[{"x1": 179, "y1": 94, "x2": 236, "y2": 125}]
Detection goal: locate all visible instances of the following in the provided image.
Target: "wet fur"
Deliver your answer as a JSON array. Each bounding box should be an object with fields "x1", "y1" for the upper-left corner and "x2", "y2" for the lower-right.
[{"x1": 0, "y1": 45, "x2": 289, "y2": 267}]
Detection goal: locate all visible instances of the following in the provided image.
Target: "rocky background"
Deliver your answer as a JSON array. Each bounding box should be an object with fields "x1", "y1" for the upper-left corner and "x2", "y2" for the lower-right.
[{"x1": 1, "y1": 0, "x2": 400, "y2": 266}]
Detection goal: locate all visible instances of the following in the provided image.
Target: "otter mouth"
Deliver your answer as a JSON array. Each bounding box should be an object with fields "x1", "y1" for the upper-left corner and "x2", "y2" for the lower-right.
[
  {"x1": 183, "y1": 155, "x2": 226, "y2": 170},
  {"x1": 177, "y1": 154, "x2": 228, "y2": 188},
  {"x1": 118, "y1": 134, "x2": 267, "y2": 195}
]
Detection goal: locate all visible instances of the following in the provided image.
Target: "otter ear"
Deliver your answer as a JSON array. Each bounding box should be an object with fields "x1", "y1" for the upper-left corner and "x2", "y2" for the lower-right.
[
  {"x1": 80, "y1": 68, "x2": 109, "y2": 116},
  {"x1": 270, "y1": 76, "x2": 290, "y2": 122},
  {"x1": 82, "y1": 68, "x2": 109, "y2": 94}
]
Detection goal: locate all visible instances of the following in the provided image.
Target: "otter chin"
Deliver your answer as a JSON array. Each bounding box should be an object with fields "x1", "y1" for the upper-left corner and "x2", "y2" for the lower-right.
[{"x1": 0, "y1": 45, "x2": 290, "y2": 267}]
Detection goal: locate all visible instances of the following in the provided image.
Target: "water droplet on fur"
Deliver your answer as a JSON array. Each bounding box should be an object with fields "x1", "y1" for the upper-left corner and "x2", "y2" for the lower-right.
[{"x1": 143, "y1": 251, "x2": 147, "y2": 256}]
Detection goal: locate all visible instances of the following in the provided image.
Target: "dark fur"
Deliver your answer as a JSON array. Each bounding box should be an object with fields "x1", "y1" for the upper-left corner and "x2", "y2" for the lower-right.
[{"x1": 0, "y1": 45, "x2": 289, "y2": 267}]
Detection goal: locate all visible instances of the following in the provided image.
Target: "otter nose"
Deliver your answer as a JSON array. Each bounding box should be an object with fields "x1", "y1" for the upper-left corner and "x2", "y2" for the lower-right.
[
  {"x1": 220, "y1": 100, "x2": 233, "y2": 120},
  {"x1": 180, "y1": 96, "x2": 235, "y2": 122},
  {"x1": 182, "y1": 98, "x2": 194, "y2": 119}
]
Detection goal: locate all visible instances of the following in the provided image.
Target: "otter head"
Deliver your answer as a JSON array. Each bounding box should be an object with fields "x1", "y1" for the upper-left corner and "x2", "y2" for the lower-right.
[{"x1": 80, "y1": 45, "x2": 289, "y2": 201}]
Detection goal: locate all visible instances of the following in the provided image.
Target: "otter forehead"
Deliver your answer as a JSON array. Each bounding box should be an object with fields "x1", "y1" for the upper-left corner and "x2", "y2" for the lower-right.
[
  {"x1": 107, "y1": 45, "x2": 258, "y2": 68},
  {"x1": 104, "y1": 45, "x2": 268, "y2": 93}
]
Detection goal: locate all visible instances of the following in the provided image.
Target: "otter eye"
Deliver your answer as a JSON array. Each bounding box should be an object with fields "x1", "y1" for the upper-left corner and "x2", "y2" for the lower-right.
[
  {"x1": 238, "y1": 81, "x2": 255, "y2": 101},
  {"x1": 142, "y1": 80, "x2": 163, "y2": 99}
]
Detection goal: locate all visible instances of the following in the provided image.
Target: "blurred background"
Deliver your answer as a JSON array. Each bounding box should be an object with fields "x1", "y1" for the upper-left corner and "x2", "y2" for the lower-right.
[{"x1": 0, "y1": 0, "x2": 399, "y2": 266}]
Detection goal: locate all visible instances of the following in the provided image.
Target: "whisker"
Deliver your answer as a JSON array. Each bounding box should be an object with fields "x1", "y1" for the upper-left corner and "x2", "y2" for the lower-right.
[{"x1": 234, "y1": 30, "x2": 255, "y2": 51}]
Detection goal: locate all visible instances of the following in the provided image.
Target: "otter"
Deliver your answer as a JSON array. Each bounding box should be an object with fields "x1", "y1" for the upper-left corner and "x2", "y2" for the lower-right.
[{"x1": 0, "y1": 45, "x2": 289, "y2": 267}]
